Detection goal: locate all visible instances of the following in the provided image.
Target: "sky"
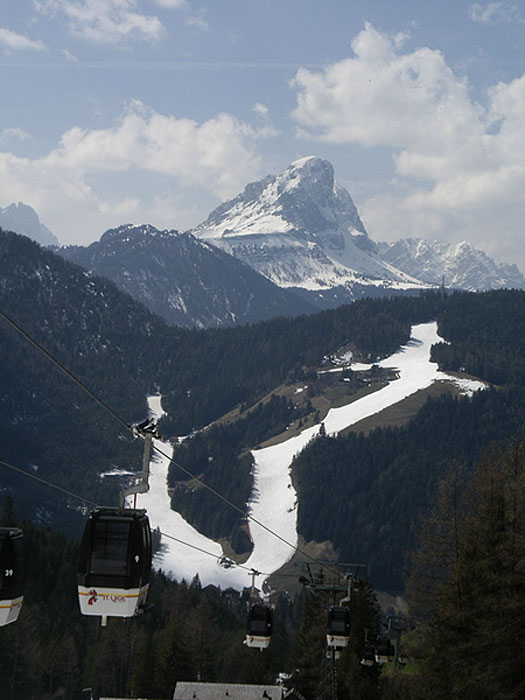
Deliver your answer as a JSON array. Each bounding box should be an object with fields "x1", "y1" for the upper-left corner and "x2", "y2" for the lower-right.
[{"x1": 1, "y1": 1, "x2": 525, "y2": 269}]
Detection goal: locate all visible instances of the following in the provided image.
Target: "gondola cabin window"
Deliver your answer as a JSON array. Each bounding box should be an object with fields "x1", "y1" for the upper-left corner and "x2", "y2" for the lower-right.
[
  {"x1": 90, "y1": 519, "x2": 131, "y2": 577},
  {"x1": 330, "y1": 617, "x2": 348, "y2": 634}
]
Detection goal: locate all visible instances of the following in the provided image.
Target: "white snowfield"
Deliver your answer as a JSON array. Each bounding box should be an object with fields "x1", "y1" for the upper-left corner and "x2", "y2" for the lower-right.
[{"x1": 133, "y1": 322, "x2": 485, "y2": 590}]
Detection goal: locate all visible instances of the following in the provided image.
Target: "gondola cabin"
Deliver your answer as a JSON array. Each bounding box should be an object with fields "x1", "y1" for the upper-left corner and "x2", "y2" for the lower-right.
[
  {"x1": 245, "y1": 604, "x2": 273, "y2": 650},
  {"x1": 360, "y1": 642, "x2": 376, "y2": 666},
  {"x1": 374, "y1": 636, "x2": 395, "y2": 664},
  {"x1": 77, "y1": 508, "x2": 152, "y2": 624},
  {"x1": 0, "y1": 527, "x2": 25, "y2": 626},
  {"x1": 326, "y1": 605, "x2": 351, "y2": 650}
]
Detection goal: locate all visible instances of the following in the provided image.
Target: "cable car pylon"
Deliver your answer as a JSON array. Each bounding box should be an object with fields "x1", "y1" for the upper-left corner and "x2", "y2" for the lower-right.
[
  {"x1": 119, "y1": 418, "x2": 159, "y2": 509},
  {"x1": 299, "y1": 562, "x2": 367, "y2": 700}
]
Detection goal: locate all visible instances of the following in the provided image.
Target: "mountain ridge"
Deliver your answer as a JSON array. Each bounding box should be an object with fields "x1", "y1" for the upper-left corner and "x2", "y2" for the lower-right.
[
  {"x1": 378, "y1": 237, "x2": 525, "y2": 291},
  {"x1": 4, "y1": 156, "x2": 525, "y2": 327},
  {"x1": 59, "y1": 223, "x2": 317, "y2": 327}
]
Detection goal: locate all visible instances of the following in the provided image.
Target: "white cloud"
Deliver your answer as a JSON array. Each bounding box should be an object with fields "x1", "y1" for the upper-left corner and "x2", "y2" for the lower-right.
[
  {"x1": 253, "y1": 103, "x2": 269, "y2": 117},
  {"x1": 252, "y1": 102, "x2": 279, "y2": 138},
  {"x1": 0, "y1": 128, "x2": 32, "y2": 144},
  {"x1": 0, "y1": 27, "x2": 45, "y2": 52},
  {"x1": 34, "y1": 0, "x2": 164, "y2": 44},
  {"x1": 60, "y1": 48, "x2": 79, "y2": 61},
  {"x1": 290, "y1": 23, "x2": 525, "y2": 268},
  {"x1": 291, "y1": 23, "x2": 483, "y2": 155},
  {"x1": 184, "y1": 16, "x2": 209, "y2": 32},
  {"x1": 470, "y1": 2, "x2": 524, "y2": 24},
  {"x1": 43, "y1": 102, "x2": 266, "y2": 197},
  {"x1": 0, "y1": 102, "x2": 270, "y2": 243}
]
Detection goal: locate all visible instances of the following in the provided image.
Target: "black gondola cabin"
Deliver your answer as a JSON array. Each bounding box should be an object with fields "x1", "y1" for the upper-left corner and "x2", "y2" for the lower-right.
[
  {"x1": 77, "y1": 508, "x2": 152, "y2": 623},
  {"x1": 245, "y1": 604, "x2": 273, "y2": 649},
  {"x1": 360, "y1": 642, "x2": 376, "y2": 666},
  {"x1": 0, "y1": 527, "x2": 25, "y2": 626},
  {"x1": 375, "y1": 636, "x2": 395, "y2": 664},
  {"x1": 326, "y1": 605, "x2": 351, "y2": 650}
]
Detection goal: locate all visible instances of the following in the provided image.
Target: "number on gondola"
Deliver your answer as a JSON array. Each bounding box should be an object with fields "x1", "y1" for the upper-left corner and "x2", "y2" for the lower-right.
[{"x1": 0, "y1": 528, "x2": 25, "y2": 626}]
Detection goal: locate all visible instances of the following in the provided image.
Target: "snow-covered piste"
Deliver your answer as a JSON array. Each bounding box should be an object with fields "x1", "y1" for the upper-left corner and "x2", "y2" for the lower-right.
[{"x1": 133, "y1": 322, "x2": 485, "y2": 590}]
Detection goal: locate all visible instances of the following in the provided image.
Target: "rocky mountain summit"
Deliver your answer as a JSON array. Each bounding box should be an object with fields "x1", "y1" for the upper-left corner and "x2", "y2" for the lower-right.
[
  {"x1": 192, "y1": 156, "x2": 424, "y2": 299},
  {"x1": 0, "y1": 202, "x2": 58, "y2": 246},
  {"x1": 378, "y1": 238, "x2": 525, "y2": 291}
]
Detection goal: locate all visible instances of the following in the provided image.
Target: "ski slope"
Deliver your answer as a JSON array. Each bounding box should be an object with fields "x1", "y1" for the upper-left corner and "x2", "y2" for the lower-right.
[{"x1": 134, "y1": 322, "x2": 485, "y2": 590}]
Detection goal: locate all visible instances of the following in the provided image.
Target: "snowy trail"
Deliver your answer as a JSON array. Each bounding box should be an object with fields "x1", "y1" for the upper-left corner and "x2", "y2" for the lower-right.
[{"x1": 135, "y1": 322, "x2": 485, "y2": 589}]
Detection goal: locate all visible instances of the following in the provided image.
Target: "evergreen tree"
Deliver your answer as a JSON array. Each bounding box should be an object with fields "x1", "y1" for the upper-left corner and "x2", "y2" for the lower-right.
[
  {"x1": 290, "y1": 590, "x2": 326, "y2": 699},
  {"x1": 406, "y1": 441, "x2": 525, "y2": 699}
]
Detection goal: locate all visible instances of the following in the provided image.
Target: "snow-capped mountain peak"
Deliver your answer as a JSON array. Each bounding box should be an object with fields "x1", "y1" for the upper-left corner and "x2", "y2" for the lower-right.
[
  {"x1": 194, "y1": 155, "x2": 370, "y2": 247},
  {"x1": 377, "y1": 237, "x2": 525, "y2": 291},
  {"x1": 192, "y1": 156, "x2": 423, "y2": 295}
]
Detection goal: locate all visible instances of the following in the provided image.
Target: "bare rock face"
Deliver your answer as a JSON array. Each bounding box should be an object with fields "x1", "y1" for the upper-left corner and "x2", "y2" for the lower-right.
[
  {"x1": 192, "y1": 156, "x2": 423, "y2": 295},
  {"x1": 0, "y1": 202, "x2": 58, "y2": 247},
  {"x1": 378, "y1": 238, "x2": 525, "y2": 291}
]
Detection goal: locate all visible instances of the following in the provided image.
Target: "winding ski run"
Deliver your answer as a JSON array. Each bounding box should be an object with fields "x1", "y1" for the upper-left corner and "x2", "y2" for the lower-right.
[{"x1": 132, "y1": 322, "x2": 485, "y2": 590}]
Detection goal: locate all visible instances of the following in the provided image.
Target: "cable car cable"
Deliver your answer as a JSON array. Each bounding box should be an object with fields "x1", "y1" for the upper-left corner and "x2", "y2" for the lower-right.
[
  {"x1": 0, "y1": 308, "x2": 131, "y2": 434},
  {"x1": 0, "y1": 309, "x2": 344, "y2": 582},
  {"x1": 150, "y1": 440, "x2": 337, "y2": 576},
  {"x1": 0, "y1": 456, "x2": 268, "y2": 576},
  {"x1": 158, "y1": 530, "x2": 253, "y2": 573},
  {"x1": 0, "y1": 456, "x2": 251, "y2": 577},
  {"x1": 0, "y1": 455, "x2": 330, "y2": 581},
  {"x1": 0, "y1": 457, "x2": 100, "y2": 508}
]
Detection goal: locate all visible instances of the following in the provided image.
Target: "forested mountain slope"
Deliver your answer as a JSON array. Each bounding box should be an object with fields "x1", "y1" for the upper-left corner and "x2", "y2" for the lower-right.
[
  {"x1": 156, "y1": 293, "x2": 447, "y2": 437},
  {"x1": 290, "y1": 289, "x2": 525, "y2": 591},
  {"x1": 2, "y1": 224, "x2": 523, "y2": 581},
  {"x1": 431, "y1": 288, "x2": 525, "y2": 384},
  {"x1": 0, "y1": 228, "x2": 425, "y2": 530},
  {"x1": 163, "y1": 289, "x2": 525, "y2": 588},
  {"x1": 0, "y1": 228, "x2": 176, "y2": 528},
  {"x1": 292, "y1": 386, "x2": 525, "y2": 592},
  {"x1": 0, "y1": 228, "x2": 431, "y2": 531},
  {"x1": 59, "y1": 224, "x2": 316, "y2": 328}
]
